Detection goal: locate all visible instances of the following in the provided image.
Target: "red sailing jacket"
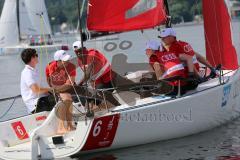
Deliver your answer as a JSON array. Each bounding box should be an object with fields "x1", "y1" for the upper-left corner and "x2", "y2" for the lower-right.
[
  {"x1": 166, "y1": 40, "x2": 200, "y2": 72},
  {"x1": 149, "y1": 51, "x2": 187, "y2": 86},
  {"x1": 77, "y1": 49, "x2": 113, "y2": 86}
]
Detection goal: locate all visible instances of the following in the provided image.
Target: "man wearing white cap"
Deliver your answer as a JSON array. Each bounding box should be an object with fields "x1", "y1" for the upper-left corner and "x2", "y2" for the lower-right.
[
  {"x1": 45, "y1": 50, "x2": 76, "y2": 134},
  {"x1": 159, "y1": 28, "x2": 216, "y2": 82},
  {"x1": 145, "y1": 40, "x2": 187, "y2": 95}
]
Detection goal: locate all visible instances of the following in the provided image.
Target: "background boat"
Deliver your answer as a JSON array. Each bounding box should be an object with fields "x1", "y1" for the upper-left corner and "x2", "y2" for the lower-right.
[{"x1": 0, "y1": 0, "x2": 64, "y2": 55}]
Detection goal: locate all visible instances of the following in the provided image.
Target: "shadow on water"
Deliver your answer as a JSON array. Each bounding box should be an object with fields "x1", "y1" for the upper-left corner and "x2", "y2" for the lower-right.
[{"x1": 68, "y1": 117, "x2": 240, "y2": 160}]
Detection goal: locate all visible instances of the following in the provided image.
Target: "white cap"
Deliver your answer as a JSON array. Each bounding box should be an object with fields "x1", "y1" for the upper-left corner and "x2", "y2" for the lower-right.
[
  {"x1": 54, "y1": 50, "x2": 71, "y2": 61},
  {"x1": 159, "y1": 28, "x2": 176, "y2": 38},
  {"x1": 145, "y1": 40, "x2": 160, "y2": 51},
  {"x1": 72, "y1": 41, "x2": 81, "y2": 50}
]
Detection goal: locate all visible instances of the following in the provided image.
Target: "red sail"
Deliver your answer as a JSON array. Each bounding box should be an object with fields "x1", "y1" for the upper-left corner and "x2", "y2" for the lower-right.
[
  {"x1": 202, "y1": 0, "x2": 238, "y2": 70},
  {"x1": 87, "y1": 0, "x2": 167, "y2": 32}
]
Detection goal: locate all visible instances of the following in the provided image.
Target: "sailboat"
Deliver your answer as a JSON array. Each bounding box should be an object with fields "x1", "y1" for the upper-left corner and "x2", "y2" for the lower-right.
[
  {"x1": 0, "y1": 0, "x2": 63, "y2": 55},
  {"x1": 0, "y1": 0, "x2": 240, "y2": 159}
]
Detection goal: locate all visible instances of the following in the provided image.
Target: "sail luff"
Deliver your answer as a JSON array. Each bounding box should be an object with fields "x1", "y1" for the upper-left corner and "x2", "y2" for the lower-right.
[
  {"x1": 202, "y1": 0, "x2": 238, "y2": 70},
  {"x1": 19, "y1": 0, "x2": 37, "y2": 39},
  {"x1": 0, "y1": 0, "x2": 19, "y2": 47}
]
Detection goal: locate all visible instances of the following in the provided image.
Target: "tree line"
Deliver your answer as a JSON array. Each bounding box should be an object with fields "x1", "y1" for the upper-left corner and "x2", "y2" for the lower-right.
[
  {"x1": 0, "y1": 0, "x2": 202, "y2": 27},
  {"x1": 45, "y1": 0, "x2": 202, "y2": 26}
]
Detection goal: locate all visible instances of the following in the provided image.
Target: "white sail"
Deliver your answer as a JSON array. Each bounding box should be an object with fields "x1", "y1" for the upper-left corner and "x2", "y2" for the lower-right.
[
  {"x1": 24, "y1": 0, "x2": 52, "y2": 36},
  {"x1": 0, "y1": 0, "x2": 19, "y2": 47},
  {"x1": 19, "y1": 0, "x2": 36, "y2": 39}
]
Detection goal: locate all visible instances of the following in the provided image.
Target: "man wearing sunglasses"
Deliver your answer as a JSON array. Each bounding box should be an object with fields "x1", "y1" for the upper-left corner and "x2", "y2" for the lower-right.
[{"x1": 20, "y1": 48, "x2": 55, "y2": 114}]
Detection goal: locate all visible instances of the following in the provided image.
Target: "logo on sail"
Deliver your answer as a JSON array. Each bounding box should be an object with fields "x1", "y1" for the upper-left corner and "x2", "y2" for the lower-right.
[{"x1": 126, "y1": 0, "x2": 157, "y2": 19}]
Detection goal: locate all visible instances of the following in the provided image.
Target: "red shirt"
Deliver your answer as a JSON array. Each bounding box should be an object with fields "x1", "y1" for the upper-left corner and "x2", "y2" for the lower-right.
[
  {"x1": 166, "y1": 40, "x2": 200, "y2": 72},
  {"x1": 45, "y1": 61, "x2": 76, "y2": 86},
  {"x1": 77, "y1": 49, "x2": 113, "y2": 85},
  {"x1": 149, "y1": 51, "x2": 186, "y2": 86}
]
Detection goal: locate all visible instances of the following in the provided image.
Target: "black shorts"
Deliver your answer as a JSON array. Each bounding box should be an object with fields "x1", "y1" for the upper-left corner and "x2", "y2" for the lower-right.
[{"x1": 31, "y1": 94, "x2": 56, "y2": 114}]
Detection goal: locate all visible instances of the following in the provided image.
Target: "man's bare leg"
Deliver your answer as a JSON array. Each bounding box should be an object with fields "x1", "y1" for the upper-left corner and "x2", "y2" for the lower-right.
[
  {"x1": 56, "y1": 102, "x2": 68, "y2": 134},
  {"x1": 65, "y1": 100, "x2": 75, "y2": 131}
]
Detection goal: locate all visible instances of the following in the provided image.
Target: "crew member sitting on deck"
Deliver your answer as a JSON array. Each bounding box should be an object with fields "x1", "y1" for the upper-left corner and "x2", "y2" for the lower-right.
[
  {"x1": 145, "y1": 40, "x2": 188, "y2": 96},
  {"x1": 45, "y1": 50, "x2": 76, "y2": 134},
  {"x1": 159, "y1": 28, "x2": 217, "y2": 84},
  {"x1": 20, "y1": 48, "x2": 55, "y2": 114}
]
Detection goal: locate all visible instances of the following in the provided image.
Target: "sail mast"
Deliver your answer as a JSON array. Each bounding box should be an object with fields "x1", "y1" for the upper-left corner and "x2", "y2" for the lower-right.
[
  {"x1": 16, "y1": 0, "x2": 21, "y2": 41},
  {"x1": 164, "y1": 0, "x2": 171, "y2": 28},
  {"x1": 77, "y1": 0, "x2": 94, "y2": 117}
]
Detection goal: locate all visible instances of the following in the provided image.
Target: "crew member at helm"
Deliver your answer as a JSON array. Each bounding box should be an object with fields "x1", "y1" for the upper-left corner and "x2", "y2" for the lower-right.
[{"x1": 159, "y1": 28, "x2": 217, "y2": 85}]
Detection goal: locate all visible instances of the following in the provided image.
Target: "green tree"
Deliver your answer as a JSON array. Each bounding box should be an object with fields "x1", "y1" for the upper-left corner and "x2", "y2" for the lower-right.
[{"x1": 168, "y1": 0, "x2": 194, "y2": 24}]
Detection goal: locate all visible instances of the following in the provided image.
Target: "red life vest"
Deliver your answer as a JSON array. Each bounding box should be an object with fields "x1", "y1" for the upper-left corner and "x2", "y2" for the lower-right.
[
  {"x1": 156, "y1": 51, "x2": 186, "y2": 79},
  {"x1": 149, "y1": 51, "x2": 187, "y2": 86},
  {"x1": 167, "y1": 40, "x2": 200, "y2": 72},
  {"x1": 77, "y1": 49, "x2": 113, "y2": 86}
]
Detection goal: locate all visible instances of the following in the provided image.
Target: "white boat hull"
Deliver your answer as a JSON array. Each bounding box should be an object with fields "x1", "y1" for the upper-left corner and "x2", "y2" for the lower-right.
[{"x1": 0, "y1": 70, "x2": 240, "y2": 159}]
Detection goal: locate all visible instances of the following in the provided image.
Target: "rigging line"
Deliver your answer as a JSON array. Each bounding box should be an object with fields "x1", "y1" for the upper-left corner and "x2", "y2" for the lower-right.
[
  {"x1": 0, "y1": 97, "x2": 18, "y2": 120},
  {"x1": 195, "y1": 0, "x2": 216, "y2": 66},
  {"x1": 39, "y1": 14, "x2": 49, "y2": 54},
  {"x1": 0, "y1": 95, "x2": 21, "y2": 102},
  {"x1": 41, "y1": 15, "x2": 61, "y2": 51},
  {"x1": 37, "y1": 13, "x2": 45, "y2": 102},
  {"x1": 39, "y1": 14, "x2": 58, "y2": 103},
  {"x1": 61, "y1": 61, "x2": 84, "y2": 108},
  {"x1": 78, "y1": 0, "x2": 91, "y2": 111}
]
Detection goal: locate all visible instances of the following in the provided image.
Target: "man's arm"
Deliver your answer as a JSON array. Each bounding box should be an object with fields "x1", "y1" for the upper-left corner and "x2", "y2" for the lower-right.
[
  {"x1": 179, "y1": 54, "x2": 194, "y2": 73},
  {"x1": 46, "y1": 77, "x2": 52, "y2": 87},
  {"x1": 153, "y1": 62, "x2": 163, "y2": 80},
  {"x1": 79, "y1": 59, "x2": 94, "y2": 85},
  {"x1": 30, "y1": 83, "x2": 52, "y2": 94},
  {"x1": 195, "y1": 52, "x2": 213, "y2": 68}
]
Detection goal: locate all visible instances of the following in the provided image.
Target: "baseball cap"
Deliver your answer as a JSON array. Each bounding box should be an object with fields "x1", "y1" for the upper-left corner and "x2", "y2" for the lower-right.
[
  {"x1": 72, "y1": 41, "x2": 81, "y2": 50},
  {"x1": 159, "y1": 28, "x2": 176, "y2": 38},
  {"x1": 54, "y1": 50, "x2": 71, "y2": 61},
  {"x1": 145, "y1": 40, "x2": 160, "y2": 51}
]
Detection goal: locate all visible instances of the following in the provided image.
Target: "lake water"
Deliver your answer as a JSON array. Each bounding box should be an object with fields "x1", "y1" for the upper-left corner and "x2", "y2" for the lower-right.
[{"x1": 0, "y1": 22, "x2": 240, "y2": 160}]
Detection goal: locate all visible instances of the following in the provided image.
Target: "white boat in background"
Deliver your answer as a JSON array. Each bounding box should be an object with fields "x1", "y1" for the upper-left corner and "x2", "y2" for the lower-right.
[
  {"x1": 0, "y1": 0, "x2": 240, "y2": 159},
  {"x1": 0, "y1": 0, "x2": 63, "y2": 55}
]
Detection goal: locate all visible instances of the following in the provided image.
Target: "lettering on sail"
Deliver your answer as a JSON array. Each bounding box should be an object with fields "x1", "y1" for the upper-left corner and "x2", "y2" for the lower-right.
[{"x1": 126, "y1": 0, "x2": 157, "y2": 19}]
